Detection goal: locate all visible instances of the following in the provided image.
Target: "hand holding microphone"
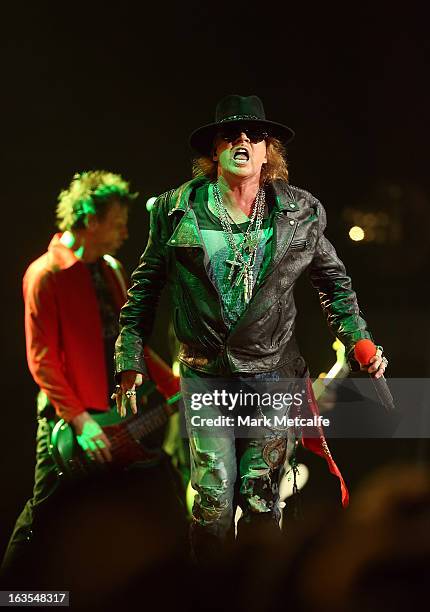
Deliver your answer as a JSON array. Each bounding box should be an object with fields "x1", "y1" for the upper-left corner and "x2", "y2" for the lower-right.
[{"x1": 354, "y1": 339, "x2": 395, "y2": 412}]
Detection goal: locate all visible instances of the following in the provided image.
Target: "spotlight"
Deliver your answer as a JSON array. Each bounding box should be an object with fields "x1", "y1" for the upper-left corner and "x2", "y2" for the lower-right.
[
  {"x1": 349, "y1": 226, "x2": 365, "y2": 241},
  {"x1": 172, "y1": 360, "x2": 180, "y2": 378}
]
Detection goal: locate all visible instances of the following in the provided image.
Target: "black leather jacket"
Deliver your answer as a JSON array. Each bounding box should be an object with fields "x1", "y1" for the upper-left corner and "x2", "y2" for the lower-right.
[{"x1": 115, "y1": 177, "x2": 372, "y2": 376}]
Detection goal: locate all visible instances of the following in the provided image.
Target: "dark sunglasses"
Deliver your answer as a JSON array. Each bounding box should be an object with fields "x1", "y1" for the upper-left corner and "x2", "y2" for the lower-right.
[{"x1": 218, "y1": 125, "x2": 269, "y2": 144}]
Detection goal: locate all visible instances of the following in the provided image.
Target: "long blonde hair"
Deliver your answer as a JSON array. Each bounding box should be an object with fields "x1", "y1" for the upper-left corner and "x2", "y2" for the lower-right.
[{"x1": 192, "y1": 136, "x2": 289, "y2": 185}]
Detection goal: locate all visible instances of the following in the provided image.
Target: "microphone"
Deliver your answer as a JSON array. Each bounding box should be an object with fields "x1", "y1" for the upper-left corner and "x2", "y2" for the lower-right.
[{"x1": 354, "y1": 339, "x2": 395, "y2": 412}]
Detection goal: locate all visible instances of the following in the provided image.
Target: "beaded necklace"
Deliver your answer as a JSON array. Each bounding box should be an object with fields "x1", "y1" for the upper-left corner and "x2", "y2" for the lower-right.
[{"x1": 212, "y1": 181, "x2": 265, "y2": 303}]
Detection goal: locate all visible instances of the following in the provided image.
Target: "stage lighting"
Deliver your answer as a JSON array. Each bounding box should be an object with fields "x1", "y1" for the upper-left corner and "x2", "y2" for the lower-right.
[
  {"x1": 146, "y1": 196, "x2": 158, "y2": 212},
  {"x1": 349, "y1": 225, "x2": 365, "y2": 241}
]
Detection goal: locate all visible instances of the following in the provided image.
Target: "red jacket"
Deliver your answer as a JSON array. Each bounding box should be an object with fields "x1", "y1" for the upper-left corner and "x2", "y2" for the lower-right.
[
  {"x1": 24, "y1": 234, "x2": 181, "y2": 423},
  {"x1": 24, "y1": 234, "x2": 128, "y2": 422}
]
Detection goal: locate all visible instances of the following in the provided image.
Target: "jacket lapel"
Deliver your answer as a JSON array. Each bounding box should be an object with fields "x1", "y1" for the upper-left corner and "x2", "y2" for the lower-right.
[
  {"x1": 255, "y1": 181, "x2": 301, "y2": 284},
  {"x1": 167, "y1": 208, "x2": 203, "y2": 248},
  {"x1": 166, "y1": 177, "x2": 206, "y2": 248},
  {"x1": 268, "y1": 212, "x2": 298, "y2": 271}
]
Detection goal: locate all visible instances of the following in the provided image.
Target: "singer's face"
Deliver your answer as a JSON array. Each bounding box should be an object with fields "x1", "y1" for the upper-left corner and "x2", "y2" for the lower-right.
[
  {"x1": 213, "y1": 127, "x2": 268, "y2": 182},
  {"x1": 89, "y1": 201, "x2": 129, "y2": 255}
]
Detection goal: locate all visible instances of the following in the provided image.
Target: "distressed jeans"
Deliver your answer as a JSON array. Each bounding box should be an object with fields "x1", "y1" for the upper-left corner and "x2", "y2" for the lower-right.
[{"x1": 180, "y1": 358, "x2": 306, "y2": 560}]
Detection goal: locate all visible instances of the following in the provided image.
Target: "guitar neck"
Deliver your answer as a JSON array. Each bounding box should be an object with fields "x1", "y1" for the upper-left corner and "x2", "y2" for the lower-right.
[{"x1": 126, "y1": 402, "x2": 178, "y2": 439}]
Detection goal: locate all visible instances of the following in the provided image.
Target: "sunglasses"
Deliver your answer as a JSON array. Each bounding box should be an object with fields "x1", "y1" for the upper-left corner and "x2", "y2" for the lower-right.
[{"x1": 218, "y1": 125, "x2": 269, "y2": 144}]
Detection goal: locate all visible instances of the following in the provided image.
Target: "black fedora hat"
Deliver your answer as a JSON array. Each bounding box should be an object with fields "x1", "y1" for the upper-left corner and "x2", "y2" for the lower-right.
[{"x1": 189, "y1": 94, "x2": 295, "y2": 155}]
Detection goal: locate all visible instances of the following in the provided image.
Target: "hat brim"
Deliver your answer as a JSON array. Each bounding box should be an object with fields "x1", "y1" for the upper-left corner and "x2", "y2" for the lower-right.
[{"x1": 189, "y1": 118, "x2": 295, "y2": 156}]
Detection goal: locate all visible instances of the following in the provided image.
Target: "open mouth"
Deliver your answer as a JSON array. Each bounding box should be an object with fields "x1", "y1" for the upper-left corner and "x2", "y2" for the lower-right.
[{"x1": 232, "y1": 147, "x2": 250, "y2": 164}]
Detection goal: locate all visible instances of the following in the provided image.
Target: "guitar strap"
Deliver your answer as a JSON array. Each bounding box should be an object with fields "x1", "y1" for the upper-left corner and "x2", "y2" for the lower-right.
[{"x1": 102, "y1": 254, "x2": 128, "y2": 307}]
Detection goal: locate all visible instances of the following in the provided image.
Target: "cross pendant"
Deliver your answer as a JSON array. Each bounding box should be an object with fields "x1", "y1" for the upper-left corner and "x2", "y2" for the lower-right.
[
  {"x1": 234, "y1": 268, "x2": 245, "y2": 287},
  {"x1": 226, "y1": 258, "x2": 241, "y2": 281},
  {"x1": 243, "y1": 235, "x2": 259, "y2": 253}
]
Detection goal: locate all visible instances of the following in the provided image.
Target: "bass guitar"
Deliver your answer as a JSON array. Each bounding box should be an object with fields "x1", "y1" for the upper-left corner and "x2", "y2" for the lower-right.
[
  {"x1": 50, "y1": 346, "x2": 182, "y2": 479},
  {"x1": 50, "y1": 389, "x2": 181, "y2": 479}
]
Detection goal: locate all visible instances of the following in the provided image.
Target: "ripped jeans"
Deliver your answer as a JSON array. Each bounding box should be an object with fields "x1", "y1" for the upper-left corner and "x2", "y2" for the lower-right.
[{"x1": 180, "y1": 358, "x2": 306, "y2": 558}]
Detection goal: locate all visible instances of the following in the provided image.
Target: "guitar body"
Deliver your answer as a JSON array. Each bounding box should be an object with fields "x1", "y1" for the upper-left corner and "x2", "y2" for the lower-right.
[
  {"x1": 49, "y1": 349, "x2": 183, "y2": 480},
  {"x1": 50, "y1": 401, "x2": 175, "y2": 479}
]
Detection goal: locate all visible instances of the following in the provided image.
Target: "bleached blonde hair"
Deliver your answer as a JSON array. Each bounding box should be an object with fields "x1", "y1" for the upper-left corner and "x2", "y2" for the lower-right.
[{"x1": 56, "y1": 170, "x2": 137, "y2": 231}]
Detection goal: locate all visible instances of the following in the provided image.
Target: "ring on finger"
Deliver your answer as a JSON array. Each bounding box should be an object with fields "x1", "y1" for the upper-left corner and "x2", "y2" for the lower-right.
[{"x1": 125, "y1": 389, "x2": 136, "y2": 399}]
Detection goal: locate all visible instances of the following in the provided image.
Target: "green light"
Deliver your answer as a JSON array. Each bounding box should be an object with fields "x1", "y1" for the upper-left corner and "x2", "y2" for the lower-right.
[
  {"x1": 103, "y1": 254, "x2": 119, "y2": 270},
  {"x1": 76, "y1": 420, "x2": 105, "y2": 452},
  {"x1": 146, "y1": 196, "x2": 158, "y2": 212}
]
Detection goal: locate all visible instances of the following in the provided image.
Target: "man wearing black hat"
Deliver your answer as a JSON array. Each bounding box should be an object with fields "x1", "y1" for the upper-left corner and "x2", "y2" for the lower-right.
[{"x1": 114, "y1": 95, "x2": 387, "y2": 560}]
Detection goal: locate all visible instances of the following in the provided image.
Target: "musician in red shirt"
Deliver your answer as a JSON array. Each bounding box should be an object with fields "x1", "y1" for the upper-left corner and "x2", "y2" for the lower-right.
[{"x1": 1, "y1": 171, "x2": 143, "y2": 575}]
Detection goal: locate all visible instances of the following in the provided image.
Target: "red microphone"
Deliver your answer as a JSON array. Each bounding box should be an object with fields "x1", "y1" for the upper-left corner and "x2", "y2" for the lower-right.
[
  {"x1": 354, "y1": 339, "x2": 380, "y2": 368},
  {"x1": 354, "y1": 339, "x2": 395, "y2": 411}
]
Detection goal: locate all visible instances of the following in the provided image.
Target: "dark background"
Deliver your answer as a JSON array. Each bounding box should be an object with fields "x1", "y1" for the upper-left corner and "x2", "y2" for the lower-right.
[{"x1": 1, "y1": 2, "x2": 428, "y2": 554}]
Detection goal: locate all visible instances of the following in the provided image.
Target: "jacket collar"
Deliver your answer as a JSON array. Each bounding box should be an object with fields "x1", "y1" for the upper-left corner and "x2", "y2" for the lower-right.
[
  {"x1": 268, "y1": 179, "x2": 301, "y2": 213},
  {"x1": 168, "y1": 177, "x2": 299, "y2": 214},
  {"x1": 166, "y1": 178, "x2": 301, "y2": 249},
  {"x1": 47, "y1": 233, "x2": 121, "y2": 273},
  {"x1": 167, "y1": 177, "x2": 207, "y2": 248},
  {"x1": 168, "y1": 176, "x2": 208, "y2": 216},
  {"x1": 47, "y1": 233, "x2": 81, "y2": 270}
]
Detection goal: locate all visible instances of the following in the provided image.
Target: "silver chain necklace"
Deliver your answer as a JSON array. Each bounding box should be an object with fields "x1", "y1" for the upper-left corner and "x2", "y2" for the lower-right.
[{"x1": 212, "y1": 181, "x2": 265, "y2": 303}]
